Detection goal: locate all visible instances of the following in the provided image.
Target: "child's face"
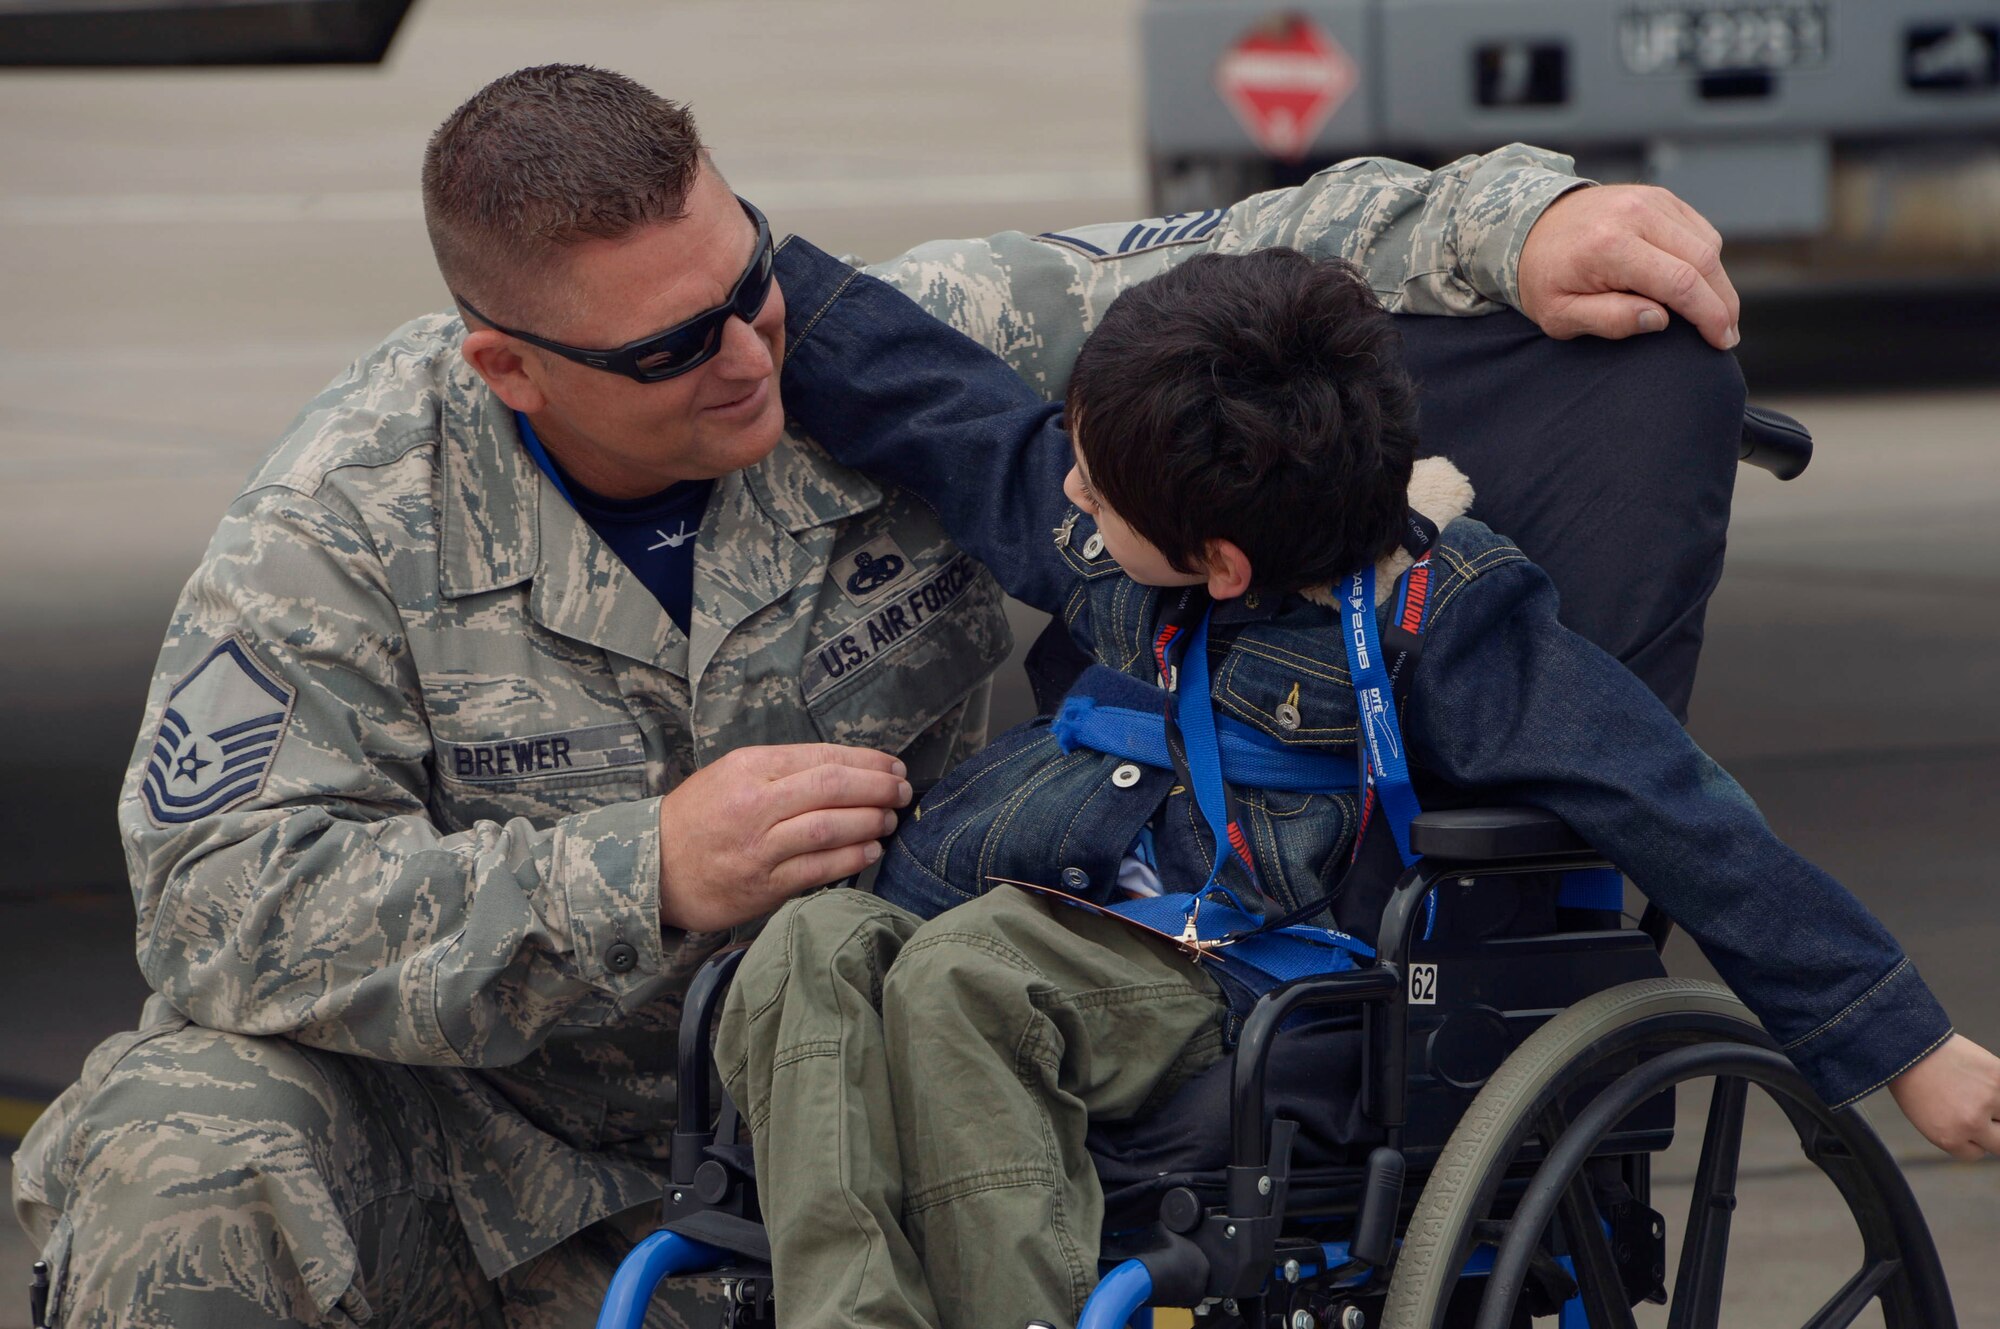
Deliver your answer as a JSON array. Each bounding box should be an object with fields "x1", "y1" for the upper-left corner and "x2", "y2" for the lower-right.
[{"x1": 1062, "y1": 445, "x2": 1206, "y2": 589}]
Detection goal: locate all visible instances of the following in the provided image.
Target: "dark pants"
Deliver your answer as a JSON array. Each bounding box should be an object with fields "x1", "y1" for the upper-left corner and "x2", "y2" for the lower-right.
[
  {"x1": 1399, "y1": 310, "x2": 1744, "y2": 720},
  {"x1": 1030, "y1": 313, "x2": 1745, "y2": 721}
]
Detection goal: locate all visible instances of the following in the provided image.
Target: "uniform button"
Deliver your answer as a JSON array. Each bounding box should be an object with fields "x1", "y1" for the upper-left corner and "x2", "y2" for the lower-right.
[
  {"x1": 1111, "y1": 762, "x2": 1143, "y2": 788},
  {"x1": 1275, "y1": 703, "x2": 1302, "y2": 732},
  {"x1": 1081, "y1": 532, "x2": 1106, "y2": 559},
  {"x1": 605, "y1": 941, "x2": 639, "y2": 974},
  {"x1": 1061, "y1": 866, "x2": 1090, "y2": 891}
]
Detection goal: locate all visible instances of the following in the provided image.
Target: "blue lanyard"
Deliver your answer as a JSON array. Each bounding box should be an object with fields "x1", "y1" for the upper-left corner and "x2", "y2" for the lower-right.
[
  {"x1": 1339, "y1": 565, "x2": 1423, "y2": 869},
  {"x1": 1153, "y1": 548, "x2": 1434, "y2": 941},
  {"x1": 1174, "y1": 607, "x2": 1260, "y2": 913}
]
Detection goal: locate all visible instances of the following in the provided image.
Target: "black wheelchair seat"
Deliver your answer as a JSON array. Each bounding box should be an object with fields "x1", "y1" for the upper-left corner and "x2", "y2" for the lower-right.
[{"x1": 1087, "y1": 835, "x2": 1671, "y2": 1233}]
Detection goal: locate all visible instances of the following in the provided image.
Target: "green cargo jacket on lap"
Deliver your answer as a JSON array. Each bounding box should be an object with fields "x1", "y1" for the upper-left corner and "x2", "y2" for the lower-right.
[{"x1": 14, "y1": 145, "x2": 1583, "y2": 1291}]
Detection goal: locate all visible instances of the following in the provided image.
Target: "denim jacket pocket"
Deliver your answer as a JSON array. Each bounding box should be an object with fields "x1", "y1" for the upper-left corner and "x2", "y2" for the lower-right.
[
  {"x1": 1234, "y1": 786, "x2": 1359, "y2": 915},
  {"x1": 887, "y1": 720, "x2": 1170, "y2": 910},
  {"x1": 1212, "y1": 637, "x2": 1357, "y2": 749}
]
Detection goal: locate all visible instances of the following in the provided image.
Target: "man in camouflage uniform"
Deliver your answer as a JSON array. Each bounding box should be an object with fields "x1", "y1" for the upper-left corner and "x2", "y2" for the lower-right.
[{"x1": 11, "y1": 64, "x2": 1745, "y2": 1327}]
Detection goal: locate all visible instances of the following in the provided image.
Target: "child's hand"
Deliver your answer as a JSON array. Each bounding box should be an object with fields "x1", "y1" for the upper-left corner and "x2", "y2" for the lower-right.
[{"x1": 1887, "y1": 1034, "x2": 2000, "y2": 1161}]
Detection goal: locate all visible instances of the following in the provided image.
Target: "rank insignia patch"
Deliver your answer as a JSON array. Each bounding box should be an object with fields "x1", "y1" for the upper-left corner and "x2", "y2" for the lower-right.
[
  {"x1": 141, "y1": 637, "x2": 296, "y2": 826},
  {"x1": 1035, "y1": 209, "x2": 1227, "y2": 260}
]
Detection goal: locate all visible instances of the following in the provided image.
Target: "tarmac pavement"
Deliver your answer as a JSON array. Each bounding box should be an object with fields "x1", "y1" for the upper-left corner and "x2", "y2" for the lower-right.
[{"x1": 1, "y1": 1, "x2": 1994, "y2": 1323}]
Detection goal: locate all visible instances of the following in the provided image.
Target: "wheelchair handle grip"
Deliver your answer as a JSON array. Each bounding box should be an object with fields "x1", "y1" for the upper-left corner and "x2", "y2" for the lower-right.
[{"x1": 1739, "y1": 405, "x2": 1813, "y2": 481}]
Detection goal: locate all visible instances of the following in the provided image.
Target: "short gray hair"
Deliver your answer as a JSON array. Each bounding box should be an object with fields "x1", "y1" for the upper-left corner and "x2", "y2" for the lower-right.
[{"x1": 422, "y1": 64, "x2": 705, "y2": 325}]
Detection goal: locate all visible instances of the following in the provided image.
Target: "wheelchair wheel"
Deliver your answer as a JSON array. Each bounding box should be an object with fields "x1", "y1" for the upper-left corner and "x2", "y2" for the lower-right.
[{"x1": 1381, "y1": 977, "x2": 1955, "y2": 1329}]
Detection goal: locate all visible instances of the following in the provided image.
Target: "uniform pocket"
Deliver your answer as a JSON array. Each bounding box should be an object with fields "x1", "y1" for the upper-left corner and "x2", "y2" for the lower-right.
[{"x1": 804, "y1": 554, "x2": 1011, "y2": 759}]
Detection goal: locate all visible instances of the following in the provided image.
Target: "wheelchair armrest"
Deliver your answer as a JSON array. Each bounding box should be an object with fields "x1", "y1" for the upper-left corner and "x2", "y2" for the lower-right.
[
  {"x1": 1739, "y1": 405, "x2": 1813, "y2": 481},
  {"x1": 1409, "y1": 806, "x2": 1590, "y2": 861}
]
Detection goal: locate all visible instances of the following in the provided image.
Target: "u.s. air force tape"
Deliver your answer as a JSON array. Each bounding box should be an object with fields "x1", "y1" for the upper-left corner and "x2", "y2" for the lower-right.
[
  {"x1": 437, "y1": 721, "x2": 645, "y2": 785},
  {"x1": 804, "y1": 552, "x2": 981, "y2": 700},
  {"x1": 142, "y1": 636, "x2": 296, "y2": 826}
]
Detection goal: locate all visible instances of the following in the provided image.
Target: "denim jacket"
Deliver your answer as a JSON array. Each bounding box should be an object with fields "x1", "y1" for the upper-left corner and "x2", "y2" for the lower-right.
[{"x1": 771, "y1": 236, "x2": 1952, "y2": 1111}]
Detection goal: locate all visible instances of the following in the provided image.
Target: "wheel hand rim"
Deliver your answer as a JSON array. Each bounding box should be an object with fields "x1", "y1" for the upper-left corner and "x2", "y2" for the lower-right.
[{"x1": 1473, "y1": 1043, "x2": 1941, "y2": 1329}]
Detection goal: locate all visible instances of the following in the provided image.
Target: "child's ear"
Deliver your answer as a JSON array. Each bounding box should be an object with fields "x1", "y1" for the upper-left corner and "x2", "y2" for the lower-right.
[{"x1": 1202, "y1": 539, "x2": 1254, "y2": 601}]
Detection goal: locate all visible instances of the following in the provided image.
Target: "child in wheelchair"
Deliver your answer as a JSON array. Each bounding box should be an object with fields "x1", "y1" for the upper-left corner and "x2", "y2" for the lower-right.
[{"x1": 713, "y1": 242, "x2": 2000, "y2": 1329}]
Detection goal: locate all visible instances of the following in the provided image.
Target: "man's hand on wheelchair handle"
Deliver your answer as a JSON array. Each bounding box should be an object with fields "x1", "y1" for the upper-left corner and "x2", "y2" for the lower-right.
[
  {"x1": 655, "y1": 743, "x2": 911, "y2": 932},
  {"x1": 1518, "y1": 183, "x2": 1742, "y2": 351},
  {"x1": 1888, "y1": 1033, "x2": 2000, "y2": 1161}
]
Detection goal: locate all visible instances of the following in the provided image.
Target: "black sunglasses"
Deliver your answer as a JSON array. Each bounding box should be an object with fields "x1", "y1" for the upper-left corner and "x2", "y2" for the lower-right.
[{"x1": 455, "y1": 196, "x2": 775, "y2": 384}]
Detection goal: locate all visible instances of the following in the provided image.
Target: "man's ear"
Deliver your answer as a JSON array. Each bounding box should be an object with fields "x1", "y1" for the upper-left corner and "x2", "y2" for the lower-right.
[
  {"x1": 460, "y1": 328, "x2": 549, "y2": 415},
  {"x1": 1202, "y1": 538, "x2": 1254, "y2": 601}
]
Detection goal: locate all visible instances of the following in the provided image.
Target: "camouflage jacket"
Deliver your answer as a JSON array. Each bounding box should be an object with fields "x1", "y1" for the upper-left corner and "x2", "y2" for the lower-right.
[{"x1": 118, "y1": 145, "x2": 1582, "y2": 1275}]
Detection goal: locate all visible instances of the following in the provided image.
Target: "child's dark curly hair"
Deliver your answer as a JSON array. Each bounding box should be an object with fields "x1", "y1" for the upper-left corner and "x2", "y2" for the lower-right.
[{"x1": 1067, "y1": 249, "x2": 1419, "y2": 592}]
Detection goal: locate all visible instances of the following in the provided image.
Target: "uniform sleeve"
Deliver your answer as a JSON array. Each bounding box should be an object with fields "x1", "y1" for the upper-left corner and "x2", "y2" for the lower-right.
[
  {"x1": 864, "y1": 143, "x2": 1586, "y2": 397},
  {"x1": 1407, "y1": 553, "x2": 1953, "y2": 1109},
  {"x1": 123, "y1": 486, "x2": 687, "y2": 1069},
  {"x1": 779, "y1": 238, "x2": 1079, "y2": 616}
]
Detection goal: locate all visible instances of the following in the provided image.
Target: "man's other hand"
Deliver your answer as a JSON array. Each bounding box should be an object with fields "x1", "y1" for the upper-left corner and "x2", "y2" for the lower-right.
[
  {"x1": 1518, "y1": 184, "x2": 1742, "y2": 350},
  {"x1": 657, "y1": 743, "x2": 912, "y2": 932},
  {"x1": 1888, "y1": 1033, "x2": 2000, "y2": 1161}
]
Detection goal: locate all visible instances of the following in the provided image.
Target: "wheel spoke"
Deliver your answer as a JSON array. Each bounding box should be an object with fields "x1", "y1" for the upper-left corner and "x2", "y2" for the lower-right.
[
  {"x1": 1535, "y1": 1105, "x2": 1639, "y2": 1329},
  {"x1": 1556, "y1": 1172, "x2": 1639, "y2": 1329},
  {"x1": 1798, "y1": 1259, "x2": 1903, "y2": 1329},
  {"x1": 1666, "y1": 1076, "x2": 1748, "y2": 1329}
]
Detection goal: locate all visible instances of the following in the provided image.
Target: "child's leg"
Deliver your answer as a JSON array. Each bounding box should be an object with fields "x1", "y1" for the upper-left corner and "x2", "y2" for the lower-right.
[
  {"x1": 882, "y1": 889, "x2": 1230, "y2": 1329},
  {"x1": 715, "y1": 888, "x2": 937, "y2": 1329}
]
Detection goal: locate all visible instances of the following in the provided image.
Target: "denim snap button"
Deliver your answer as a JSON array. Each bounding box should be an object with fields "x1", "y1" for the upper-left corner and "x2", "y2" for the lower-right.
[
  {"x1": 1061, "y1": 866, "x2": 1090, "y2": 890},
  {"x1": 1111, "y1": 763, "x2": 1142, "y2": 788},
  {"x1": 605, "y1": 941, "x2": 639, "y2": 973},
  {"x1": 1275, "y1": 703, "x2": 1301, "y2": 731},
  {"x1": 1081, "y1": 532, "x2": 1105, "y2": 559}
]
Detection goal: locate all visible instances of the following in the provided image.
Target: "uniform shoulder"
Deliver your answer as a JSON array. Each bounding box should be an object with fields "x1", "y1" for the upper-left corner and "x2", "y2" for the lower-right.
[{"x1": 240, "y1": 313, "x2": 465, "y2": 502}]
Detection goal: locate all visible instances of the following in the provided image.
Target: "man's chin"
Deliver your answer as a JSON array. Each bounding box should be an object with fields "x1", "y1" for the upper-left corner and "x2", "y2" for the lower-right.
[{"x1": 696, "y1": 401, "x2": 786, "y2": 477}]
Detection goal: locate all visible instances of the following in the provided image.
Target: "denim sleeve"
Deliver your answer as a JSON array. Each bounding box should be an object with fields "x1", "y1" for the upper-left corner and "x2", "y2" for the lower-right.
[
  {"x1": 1410, "y1": 555, "x2": 1952, "y2": 1108},
  {"x1": 777, "y1": 237, "x2": 1079, "y2": 617}
]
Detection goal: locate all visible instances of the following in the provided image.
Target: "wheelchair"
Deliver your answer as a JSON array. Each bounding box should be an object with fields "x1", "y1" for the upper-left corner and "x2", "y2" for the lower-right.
[{"x1": 594, "y1": 408, "x2": 1957, "y2": 1329}]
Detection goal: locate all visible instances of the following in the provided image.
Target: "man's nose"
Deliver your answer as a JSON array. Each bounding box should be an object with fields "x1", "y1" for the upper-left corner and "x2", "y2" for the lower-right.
[{"x1": 711, "y1": 313, "x2": 774, "y2": 379}]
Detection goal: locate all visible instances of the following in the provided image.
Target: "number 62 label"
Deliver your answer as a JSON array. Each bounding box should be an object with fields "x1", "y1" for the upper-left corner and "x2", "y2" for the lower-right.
[{"x1": 1409, "y1": 963, "x2": 1439, "y2": 1005}]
